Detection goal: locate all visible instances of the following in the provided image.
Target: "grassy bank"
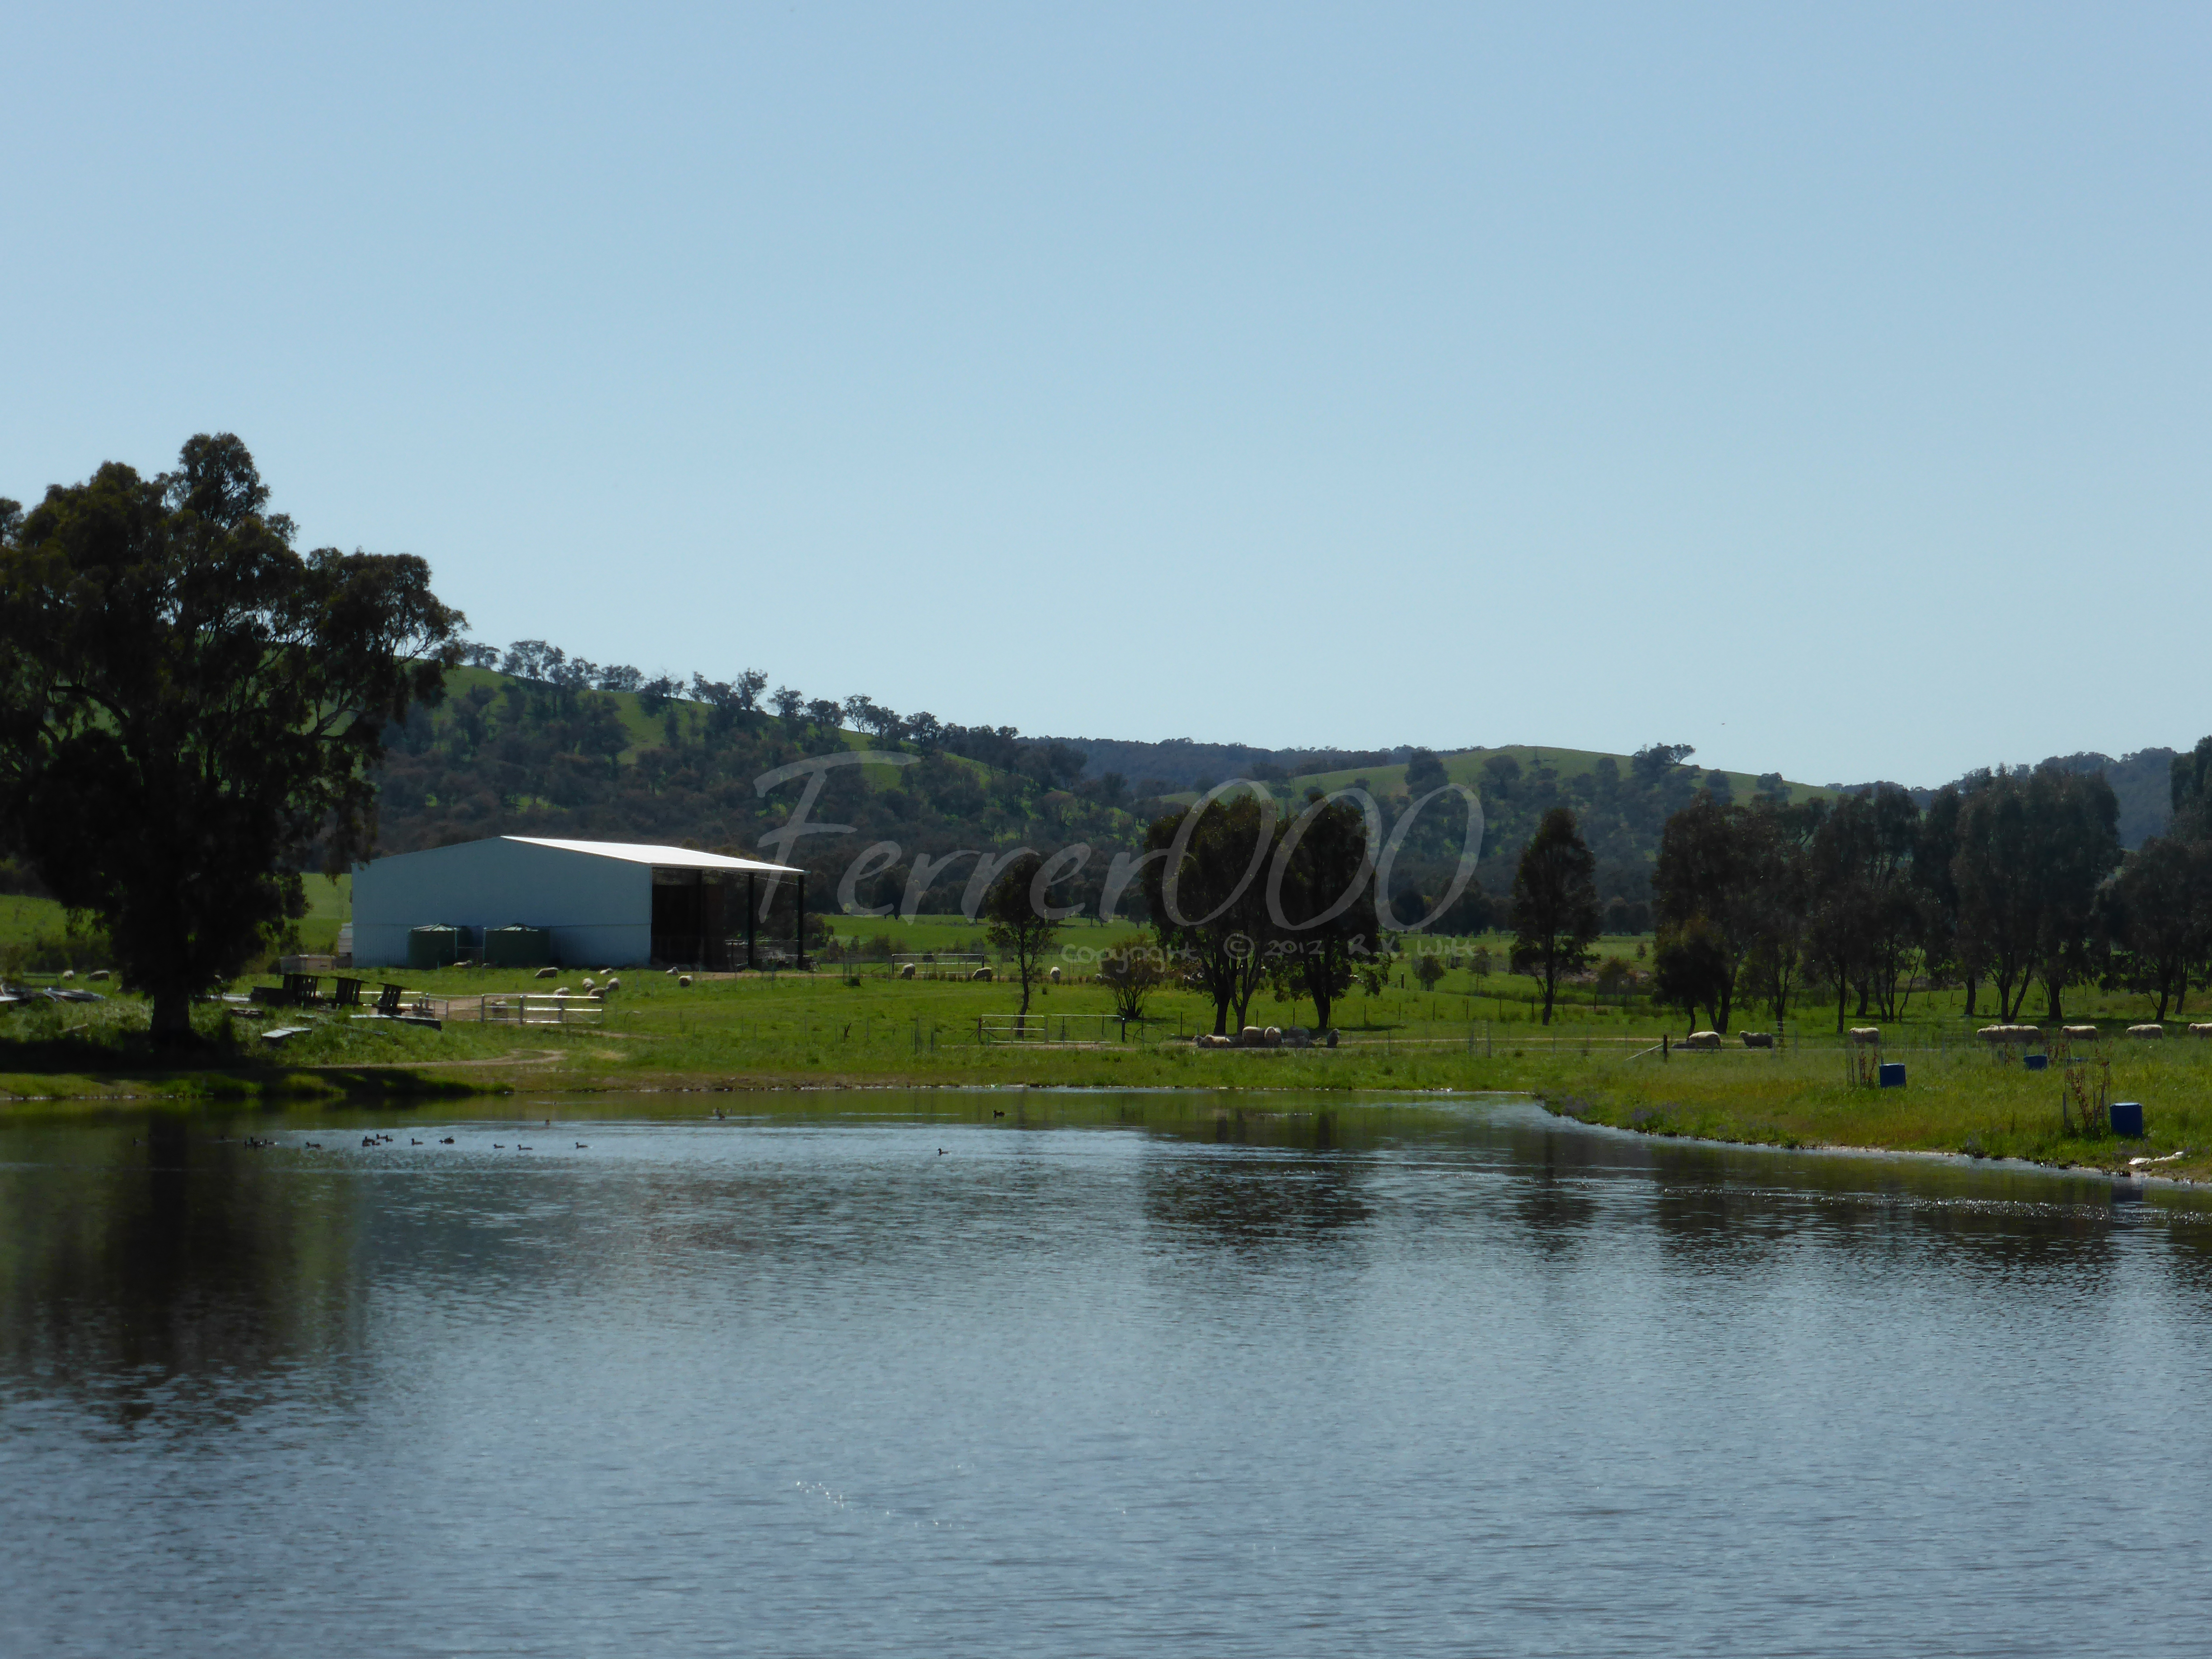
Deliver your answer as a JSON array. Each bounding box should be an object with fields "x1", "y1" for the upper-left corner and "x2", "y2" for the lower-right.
[{"x1": 6, "y1": 960, "x2": 2211, "y2": 1179}]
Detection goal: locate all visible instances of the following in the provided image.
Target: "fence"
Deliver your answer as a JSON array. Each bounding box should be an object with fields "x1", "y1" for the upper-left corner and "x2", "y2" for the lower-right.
[
  {"x1": 471, "y1": 994, "x2": 606, "y2": 1027},
  {"x1": 888, "y1": 953, "x2": 989, "y2": 980},
  {"x1": 976, "y1": 1013, "x2": 1171, "y2": 1045}
]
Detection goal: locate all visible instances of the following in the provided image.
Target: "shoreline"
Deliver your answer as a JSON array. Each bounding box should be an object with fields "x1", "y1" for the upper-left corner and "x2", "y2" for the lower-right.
[
  {"x1": 1532, "y1": 1094, "x2": 2209, "y2": 1190},
  {"x1": 7, "y1": 1052, "x2": 2203, "y2": 1195}
]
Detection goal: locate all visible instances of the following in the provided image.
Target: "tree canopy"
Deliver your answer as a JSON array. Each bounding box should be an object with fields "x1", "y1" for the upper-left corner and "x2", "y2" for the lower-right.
[
  {"x1": 981, "y1": 850, "x2": 1063, "y2": 1023},
  {"x1": 1509, "y1": 807, "x2": 1600, "y2": 1025},
  {"x1": 1143, "y1": 793, "x2": 1278, "y2": 1036},
  {"x1": 0, "y1": 436, "x2": 462, "y2": 1034}
]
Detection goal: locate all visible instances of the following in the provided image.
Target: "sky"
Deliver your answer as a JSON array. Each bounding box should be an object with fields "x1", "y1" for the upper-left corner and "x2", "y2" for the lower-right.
[{"x1": 6, "y1": 2, "x2": 2209, "y2": 788}]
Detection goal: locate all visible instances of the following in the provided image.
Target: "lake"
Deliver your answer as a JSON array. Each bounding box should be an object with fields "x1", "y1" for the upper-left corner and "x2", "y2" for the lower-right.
[{"x1": 2, "y1": 1091, "x2": 2207, "y2": 1656}]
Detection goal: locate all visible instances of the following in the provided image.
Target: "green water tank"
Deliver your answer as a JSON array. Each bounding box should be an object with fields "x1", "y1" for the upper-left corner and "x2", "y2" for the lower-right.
[
  {"x1": 484, "y1": 925, "x2": 554, "y2": 967},
  {"x1": 407, "y1": 925, "x2": 465, "y2": 969}
]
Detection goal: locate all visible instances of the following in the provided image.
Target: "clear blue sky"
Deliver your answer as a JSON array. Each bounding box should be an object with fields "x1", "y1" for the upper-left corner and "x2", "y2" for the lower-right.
[{"x1": 7, "y1": 3, "x2": 2207, "y2": 787}]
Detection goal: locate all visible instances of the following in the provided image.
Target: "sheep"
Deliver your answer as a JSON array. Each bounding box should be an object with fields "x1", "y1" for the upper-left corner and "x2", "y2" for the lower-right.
[
  {"x1": 1740, "y1": 1031, "x2": 1774, "y2": 1049},
  {"x1": 1848, "y1": 1026, "x2": 1881, "y2": 1045},
  {"x1": 970, "y1": 967, "x2": 993, "y2": 982},
  {"x1": 900, "y1": 963, "x2": 916, "y2": 979},
  {"x1": 2129, "y1": 1023, "x2": 2165, "y2": 1039},
  {"x1": 1048, "y1": 965, "x2": 1062, "y2": 984},
  {"x1": 1680, "y1": 1030, "x2": 1723, "y2": 1050},
  {"x1": 2062, "y1": 1024, "x2": 2100, "y2": 1040},
  {"x1": 535, "y1": 966, "x2": 558, "y2": 979},
  {"x1": 678, "y1": 975, "x2": 693, "y2": 988}
]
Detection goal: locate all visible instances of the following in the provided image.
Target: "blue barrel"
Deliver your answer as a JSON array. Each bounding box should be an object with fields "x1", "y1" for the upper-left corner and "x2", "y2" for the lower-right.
[
  {"x1": 2024, "y1": 1053, "x2": 2048, "y2": 1072},
  {"x1": 1879, "y1": 1061, "x2": 1906, "y2": 1088},
  {"x1": 2111, "y1": 1101, "x2": 2145, "y2": 1138}
]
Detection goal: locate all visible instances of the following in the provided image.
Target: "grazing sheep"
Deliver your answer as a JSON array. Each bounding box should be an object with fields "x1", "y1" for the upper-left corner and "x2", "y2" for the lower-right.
[
  {"x1": 604, "y1": 976, "x2": 620, "y2": 994},
  {"x1": 900, "y1": 963, "x2": 916, "y2": 979},
  {"x1": 1048, "y1": 965, "x2": 1062, "y2": 984},
  {"x1": 1241, "y1": 1026, "x2": 1264, "y2": 1047},
  {"x1": 1740, "y1": 1031, "x2": 1774, "y2": 1049},
  {"x1": 2129, "y1": 1023, "x2": 2165, "y2": 1039},
  {"x1": 535, "y1": 966, "x2": 558, "y2": 979},
  {"x1": 678, "y1": 974, "x2": 693, "y2": 988},
  {"x1": 2062, "y1": 1024, "x2": 2100, "y2": 1040},
  {"x1": 1681, "y1": 1030, "x2": 1723, "y2": 1050},
  {"x1": 970, "y1": 967, "x2": 993, "y2": 981},
  {"x1": 2191, "y1": 1023, "x2": 2212, "y2": 1038},
  {"x1": 1847, "y1": 1026, "x2": 1881, "y2": 1045},
  {"x1": 1262, "y1": 1026, "x2": 1283, "y2": 1048}
]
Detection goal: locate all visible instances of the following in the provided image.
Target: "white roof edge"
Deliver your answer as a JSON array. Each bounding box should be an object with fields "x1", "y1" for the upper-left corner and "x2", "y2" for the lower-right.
[{"x1": 502, "y1": 836, "x2": 803, "y2": 874}]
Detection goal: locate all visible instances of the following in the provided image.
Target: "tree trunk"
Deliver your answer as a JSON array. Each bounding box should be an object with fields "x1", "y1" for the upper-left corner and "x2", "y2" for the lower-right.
[
  {"x1": 1540, "y1": 948, "x2": 1556, "y2": 1024},
  {"x1": 150, "y1": 986, "x2": 193, "y2": 1041},
  {"x1": 1963, "y1": 973, "x2": 1978, "y2": 1020}
]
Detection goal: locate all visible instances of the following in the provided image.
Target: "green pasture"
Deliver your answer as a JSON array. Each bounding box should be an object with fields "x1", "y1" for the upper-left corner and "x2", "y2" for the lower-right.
[
  {"x1": 0, "y1": 895, "x2": 64, "y2": 951},
  {"x1": 9, "y1": 944, "x2": 2212, "y2": 1184},
  {"x1": 1, "y1": 874, "x2": 351, "y2": 969}
]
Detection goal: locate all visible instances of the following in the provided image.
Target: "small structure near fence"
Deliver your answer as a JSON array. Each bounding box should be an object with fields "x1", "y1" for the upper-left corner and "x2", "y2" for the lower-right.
[
  {"x1": 892, "y1": 953, "x2": 987, "y2": 981},
  {"x1": 977, "y1": 1013, "x2": 1160, "y2": 1045},
  {"x1": 475, "y1": 993, "x2": 606, "y2": 1027}
]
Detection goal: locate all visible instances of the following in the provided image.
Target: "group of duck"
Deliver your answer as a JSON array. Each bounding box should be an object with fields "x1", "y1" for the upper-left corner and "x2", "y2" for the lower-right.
[{"x1": 170, "y1": 1131, "x2": 588, "y2": 1153}]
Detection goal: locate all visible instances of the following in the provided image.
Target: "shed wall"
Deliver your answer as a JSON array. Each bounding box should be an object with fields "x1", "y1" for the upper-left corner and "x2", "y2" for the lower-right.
[{"x1": 352, "y1": 840, "x2": 652, "y2": 967}]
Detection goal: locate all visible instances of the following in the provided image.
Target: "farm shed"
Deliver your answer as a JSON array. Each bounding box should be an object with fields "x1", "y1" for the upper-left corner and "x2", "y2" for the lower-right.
[{"x1": 351, "y1": 837, "x2": 805, "y2": 970}]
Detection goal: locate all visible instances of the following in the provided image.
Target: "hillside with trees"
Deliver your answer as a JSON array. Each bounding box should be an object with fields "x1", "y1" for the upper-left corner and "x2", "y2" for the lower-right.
[{"x1": 360, "y1": 637, "x2": 2196, "y2": 955}]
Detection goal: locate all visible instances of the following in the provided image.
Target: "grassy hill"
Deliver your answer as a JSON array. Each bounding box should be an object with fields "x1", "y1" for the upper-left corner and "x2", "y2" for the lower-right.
[{"x1": 366, "y1": 670, "x2": 1869, "y2": 926}]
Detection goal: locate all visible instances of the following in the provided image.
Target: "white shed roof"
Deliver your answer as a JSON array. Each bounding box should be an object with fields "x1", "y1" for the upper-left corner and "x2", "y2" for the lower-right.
[{"x1": 504, "y1": 837, "x2": 802, "y2": 875}]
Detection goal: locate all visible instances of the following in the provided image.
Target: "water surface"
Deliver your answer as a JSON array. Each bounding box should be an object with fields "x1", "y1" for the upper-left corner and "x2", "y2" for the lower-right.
[{"x1": 3, "y1": 1092, "x2": 2207, "y2": 1656}]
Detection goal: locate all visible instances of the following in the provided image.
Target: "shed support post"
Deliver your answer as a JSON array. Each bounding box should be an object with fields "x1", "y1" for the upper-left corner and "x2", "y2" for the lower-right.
[
  {"x1": 795, "y1": 871, "x2": 807, "y2": 970},
  {"x1": 746, "y1": 873, "x2": 757, "y2": 971}
]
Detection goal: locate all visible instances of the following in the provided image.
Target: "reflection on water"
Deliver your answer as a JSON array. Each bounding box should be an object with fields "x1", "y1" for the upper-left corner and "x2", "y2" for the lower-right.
[{"x1": 4, "y1": 1092, "x2": 2211, "y2": 1656}]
